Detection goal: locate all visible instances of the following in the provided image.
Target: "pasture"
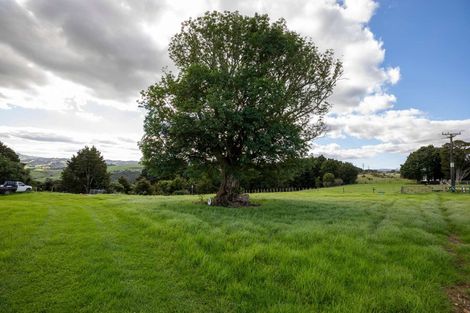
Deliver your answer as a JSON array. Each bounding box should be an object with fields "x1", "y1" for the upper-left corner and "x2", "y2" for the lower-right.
[{"x1": 1, "y1": 184, "x2": 469, "y2": 312}]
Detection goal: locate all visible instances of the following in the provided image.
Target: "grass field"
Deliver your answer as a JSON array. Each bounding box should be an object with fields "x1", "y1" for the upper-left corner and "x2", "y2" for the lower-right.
[
  {"x1": 28, "y1": 167, "x2": 62, "y2": 182},
  {"x1": 1, "y1": 184, "x2": 469, "y2": 312},
  {"x1": 356, "y1": 172, "x2": 413, "y2": 184},
  {"x1": 107, "y1": 164, "x2": 144, "y2": 173}
]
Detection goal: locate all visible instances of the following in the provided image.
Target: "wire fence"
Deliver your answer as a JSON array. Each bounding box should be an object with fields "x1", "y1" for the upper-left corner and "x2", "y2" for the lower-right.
[
  {"x1": 241, "y1": 186, "x2": 315, "y2": 194},
  {"x1": 401, "y1": 185, "x2": 470, "y2": 194}
]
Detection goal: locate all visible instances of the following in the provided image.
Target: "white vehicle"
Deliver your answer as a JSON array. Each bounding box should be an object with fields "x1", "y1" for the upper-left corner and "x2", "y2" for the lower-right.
[
  {"x1": 0, "y1": 181, "x2": 33, "y2": 193},
  {"x1": 15, "y1": 181, "x2": 32, "y2": 192}
]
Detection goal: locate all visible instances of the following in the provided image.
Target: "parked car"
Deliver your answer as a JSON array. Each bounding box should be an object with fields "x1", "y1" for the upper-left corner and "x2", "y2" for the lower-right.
[{"x1": 0, "y1": 181, "x2": 32, "y2": 194}]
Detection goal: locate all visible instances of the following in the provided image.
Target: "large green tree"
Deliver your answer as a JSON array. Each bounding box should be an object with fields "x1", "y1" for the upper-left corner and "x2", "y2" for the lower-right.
[
  {"x1": 400, "y1": 145, "x2": 442, "y2": 182},
  {"x1": 61, "y1": 146, "x2": 110, "y2": 194},
  {"x1": 440, "y1": 140, "x2": 470, "y2": 183},
  {"x1": 0, "y1": 141, "x2": 30, "y2": 183},
  {"x1": 140, "y1": 11, "x2": 342, "y2": 205}
]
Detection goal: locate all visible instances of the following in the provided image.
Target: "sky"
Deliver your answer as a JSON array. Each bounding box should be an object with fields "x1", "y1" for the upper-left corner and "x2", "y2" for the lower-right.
[{"x1": 0, "y1": 0, "x2": 469, "y2": 168}]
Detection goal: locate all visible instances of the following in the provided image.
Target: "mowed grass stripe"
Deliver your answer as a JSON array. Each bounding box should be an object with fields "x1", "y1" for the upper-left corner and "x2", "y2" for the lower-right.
[
  {"x1": 0, "y1": 189, "x2": 467, "y2": 312},
  {"x1": 8, "y1": 196, "x2": 229, "y2": 312}
]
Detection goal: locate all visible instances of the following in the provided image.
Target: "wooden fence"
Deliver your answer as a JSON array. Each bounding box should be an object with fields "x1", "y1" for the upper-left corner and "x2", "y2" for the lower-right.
[{"x1": 241, "y1": 187, "x2": 314, "y2": 194}]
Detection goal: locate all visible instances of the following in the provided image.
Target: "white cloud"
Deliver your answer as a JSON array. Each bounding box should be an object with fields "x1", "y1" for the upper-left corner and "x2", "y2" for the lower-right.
[
  {"x1": 75, "y1": 111, "x2": 102, "y2": 122},
  {"x1": 0, "y1": 70, "x2": 140, "y2": 112},
  {"x1": 317, "y1": 109, "x2": 470, "y2": 161},
  {"x1": 342, "y1": 0, "x2": 378, "y2": 23},
  {"x1": 355, "y1": 93, "x2": 396, "y2": 114},
  {"x1": 327, "y1": 109, "x2": 470, "y2": 145},
  {"x1": 387, "y1": 67, "x2": 400, "y2": 84},
  {"x1": 311, "y1": 142, "x2": 405, "y2": 159},
  {"x1": 0, "y1": 126, "x2": 141, "y2": 160},
  {"x1": 0, "y1": 0, "x2": 395, "y2": 114}
]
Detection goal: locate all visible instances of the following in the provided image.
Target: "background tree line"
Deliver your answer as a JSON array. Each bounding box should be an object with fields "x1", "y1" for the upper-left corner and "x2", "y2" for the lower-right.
[
  {"x1": 35, "y1": 151, "x2": 360, "y2": 196},
  {"x1": 1, "y1": 142, "x2": 359, "y2": 196},
  {"x1": 134, "y1": 155, "x2": 360, "y2": 196},
  {"x1": 400, "y1": 140, "x2": 470, "y2": 182}
]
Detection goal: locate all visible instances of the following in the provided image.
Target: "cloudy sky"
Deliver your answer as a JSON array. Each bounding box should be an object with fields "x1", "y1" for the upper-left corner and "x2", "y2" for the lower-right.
[{"x1": 0, "y1": 0, "x2": 469, "y2": 167}]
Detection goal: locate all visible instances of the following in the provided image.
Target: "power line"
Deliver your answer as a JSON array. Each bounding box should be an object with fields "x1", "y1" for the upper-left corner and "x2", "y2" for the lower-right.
[{"x1": 442, "y1": 132, "x2": 461, "y2": 192}]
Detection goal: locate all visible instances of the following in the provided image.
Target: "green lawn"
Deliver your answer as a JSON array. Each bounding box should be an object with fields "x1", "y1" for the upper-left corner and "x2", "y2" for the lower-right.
[{"x1": 0, "y1": 185, "x2": 469, "y2": 312}]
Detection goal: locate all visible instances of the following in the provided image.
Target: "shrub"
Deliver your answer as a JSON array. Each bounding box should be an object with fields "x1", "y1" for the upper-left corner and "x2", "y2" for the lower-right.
[
  {"x1": 154, "y1": 180, "x2": 173, "y2": 195},
  {"x1": 34, "y1": 178, "x2": 63, "y2": 192},
  {"x1": 108, "y1": 182, "x2": 124, "y2": 193},
  {"x1": 323, "y1": 172, "x2": 335, "y2": 187},
  {"x1": 315, "y1": 176, "x2": 322, "y2": 188},
  {"x1": 334, "y1": 178, "x2": 344, "y2": 186},
  {"x1": 155, "y1": 176, "x2": 189, "y2": 195},
  {"x1": 134, "y1": 177, "x2": 154, "y2": 195},
  {"x1": 118, "y1": 176, "x2": 132, "y2": 194}
]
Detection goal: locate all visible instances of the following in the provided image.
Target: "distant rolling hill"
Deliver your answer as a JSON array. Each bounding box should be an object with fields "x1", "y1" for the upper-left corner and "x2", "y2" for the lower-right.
[{"x1": 20, "y1": 155, "x2": 143, "y2": 182}]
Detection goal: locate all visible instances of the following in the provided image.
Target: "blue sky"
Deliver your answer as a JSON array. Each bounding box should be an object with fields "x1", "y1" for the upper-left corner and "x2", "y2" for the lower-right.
[
  {"x1": 0, "y1": 0, "x2": 469, "y2": 167},
  {"x1": 313, "y1": 0, "x2": 470, "y2": 169},
  {"x1": 370, "y1": 0, "x2": 470, "y2": 120}
]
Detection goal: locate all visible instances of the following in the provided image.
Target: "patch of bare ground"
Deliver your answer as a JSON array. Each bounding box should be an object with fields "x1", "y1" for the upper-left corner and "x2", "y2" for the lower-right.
[
  {"x1": 446, "y1": 233, "x2": 470, "y2": 313},
  {"x1": 447, "y1": 284, "x2": 470, "y2": 313},
  {"x1": 449, "y1": 234, "x2": 463, "y2": 245},
  {"x1": 446, "y1": 235, "x2": 462, "y2": 256},
  {"x1": 439, "y1": 198, "x2": 470, "y2": 312}
]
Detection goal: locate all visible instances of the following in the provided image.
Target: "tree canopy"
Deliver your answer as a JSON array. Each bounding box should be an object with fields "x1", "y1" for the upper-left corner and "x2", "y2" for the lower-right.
[
  {"x1": 400, "y1": 145, "x2": 448, "y2": 182},
  {"x1": 61, "y1": 146, "x2": 110, "y2": 194},
  {"x1": 0, "y1": 141, "x2": 30, "y2": 183},
  {"x1": 400, "y1": 145, "x2": 442, "y2": 182},
  {"x1": 440, "y1": 140, "x2": 470, "y2": 182},
  {"x1": 139, "y1": 11, "x2": 342, "y2": 205},
  {"x1": 401, "y1": 141, "x2": 470, "y2": 183}
]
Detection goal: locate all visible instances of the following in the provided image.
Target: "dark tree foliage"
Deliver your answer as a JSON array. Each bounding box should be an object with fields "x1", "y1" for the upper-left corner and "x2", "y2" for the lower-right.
[
  {"x1": 323, "y1": 172, "x2": 335, "y2": 187},
  {"x1": 140, "y1": 11, "x2": 342, "y2": 205},
  {"x1": 320, "y1": 159, "x2": 341, "y2": 178},
  {"x1": 289, "y1": 157, "x2": 322, "y2": 188},
  {"x1": 0, "y1": 141, "x2": 31, "y2": 183},
  {"x1": 154, "y1": 176, "x2": 189, "y2": 195},
  {"x1": 36, "y1": 178, "x2": 62, "y2": 192},
  {"x1": 61, "y1": 146, "x2": 110, "y2": 194},
  {"x1": 440, "y1": 140, "x2": 470, "y2": 182},
  {"x1": 139, "y1": 154, "x2": 359, "y2": 194},
  {"x1": 291, "y1": 156, "x2": 358, "y2": 188},
  {"x1": 134, "y1": 177, "x2": 154, "y2": 195},
  {"x1": 338, "y1": 162, "x2": 360, "y2": 184},
  {"x1": 400, "y1": 145, "x2": 442, "y2": 182},
  {"x1": 118, "y1": 176, "x2": 132, "y2": 194},
  {"x1": 237, "y1": 155, "x2": 359, "y2": 190},
  {"x1": 186, "y1": 165, "x2": 220, "y2": 194}
]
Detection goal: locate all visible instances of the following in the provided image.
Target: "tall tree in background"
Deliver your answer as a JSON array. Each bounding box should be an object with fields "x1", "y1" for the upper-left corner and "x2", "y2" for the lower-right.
[
  {"x1": 0, "y1": 141, "x2": 30, "y2": 183},
  {"x1": 400, "y1": 145, "x2": 442, "y2": 182},
  {"x1": 140, "y1": 11, "x2": 342, "y2": 205},
  {"x1": 440, "y1": 140, "x2": 470, "y2": 183},
  {"x1": 61, "y1": 146, "x2": 110, "y2": 193}
]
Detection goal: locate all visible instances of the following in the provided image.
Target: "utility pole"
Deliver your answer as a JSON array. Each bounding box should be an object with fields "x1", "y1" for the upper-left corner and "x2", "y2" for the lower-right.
[{"x1": 443, "y1": 132, "x2": 461, "y2": 192}]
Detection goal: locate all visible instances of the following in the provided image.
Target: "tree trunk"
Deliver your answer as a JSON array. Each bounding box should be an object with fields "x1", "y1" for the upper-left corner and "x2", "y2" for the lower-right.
[{"x1": 214, "y1": 169, "x2": 240, "y2": 206}]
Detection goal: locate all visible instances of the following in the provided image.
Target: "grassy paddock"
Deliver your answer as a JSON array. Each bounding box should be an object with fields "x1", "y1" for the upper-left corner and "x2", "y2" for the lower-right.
[{"x1": 0, "y1": 185, "x2": 469, "y2": 312}]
